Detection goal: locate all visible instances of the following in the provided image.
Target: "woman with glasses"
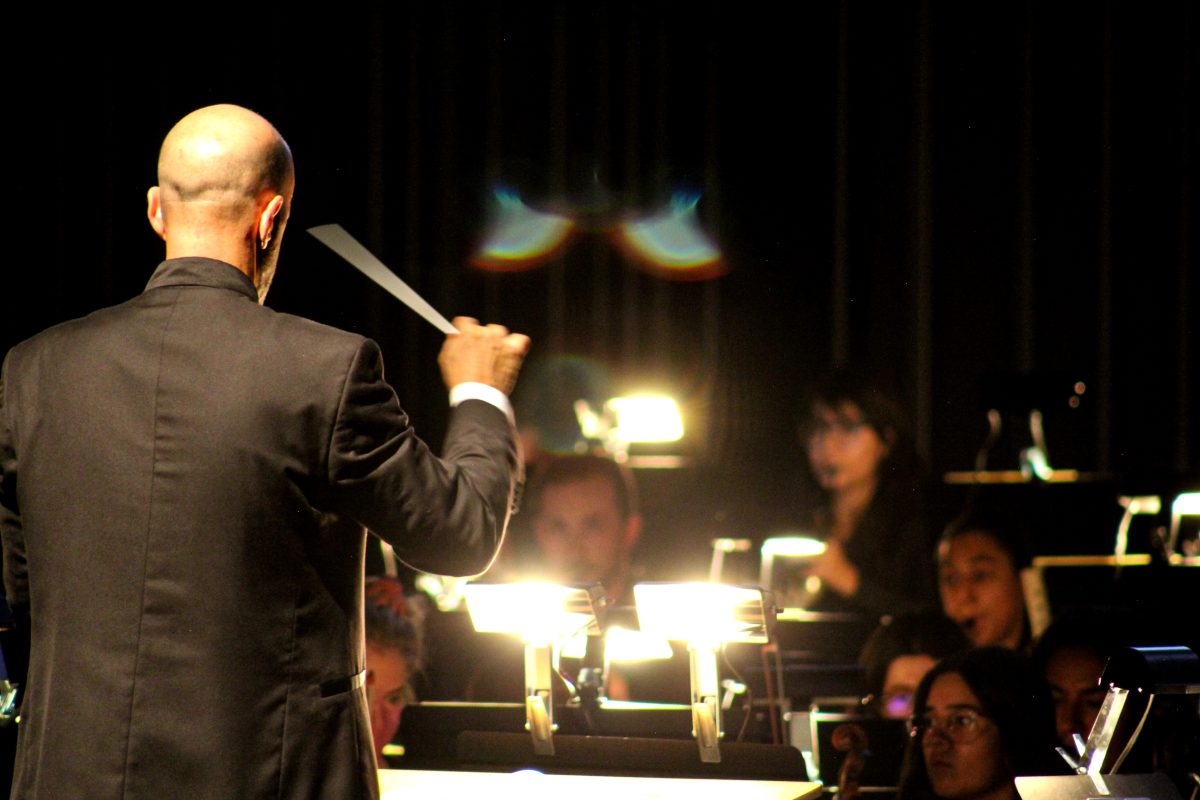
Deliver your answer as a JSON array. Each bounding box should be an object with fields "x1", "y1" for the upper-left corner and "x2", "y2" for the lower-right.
[
  {"x1": 899, "y1": 647, "x2": 1063, "y2": 800},
  {"x1": 793, "y1": 371, "x2": 938, "y2": 617}
]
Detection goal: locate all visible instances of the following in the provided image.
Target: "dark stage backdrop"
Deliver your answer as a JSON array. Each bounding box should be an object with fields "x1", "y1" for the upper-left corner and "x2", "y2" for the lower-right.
[{"x1": 5, "y1": 2, "x2": 1196, "y2": 574}]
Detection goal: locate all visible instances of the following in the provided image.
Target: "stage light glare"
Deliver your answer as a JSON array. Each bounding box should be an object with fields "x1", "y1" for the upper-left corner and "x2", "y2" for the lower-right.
[
  {"x1": 1168, "y1": 491, "x2": 1200, "y2": 556},
  {"x1": 463, "y1": 582, "x2": 606, "y2": 757},
  {"x1": 634, "y1": 583, "x2": 772, "y2": 647},
  {"x1": 608, "y1": 396, "x2": 684, "y2": 443},
  {"x1": 604, "y1": 626, "x2": 674, "y2": 662},
  {"x1": 558, "y1": 631, "x2": 592, "y2": 660},
  {"x1": 634, "y1": 582, "x2": 773, "y2": 764},
  {"x1": 760, "y1": 536, "x2": 826, "y2": 558},
  {"x1": 464, "y1": 582, "x2": 604, "y2": 644},
  {"x1": 1173, "y1": 492, "x2": 1200, "y2": 515}
]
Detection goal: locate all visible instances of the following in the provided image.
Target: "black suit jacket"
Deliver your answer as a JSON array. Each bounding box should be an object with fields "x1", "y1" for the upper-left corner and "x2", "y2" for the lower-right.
[{"x1": 0, "y1": 258, "x2": 519, "y2": 799}]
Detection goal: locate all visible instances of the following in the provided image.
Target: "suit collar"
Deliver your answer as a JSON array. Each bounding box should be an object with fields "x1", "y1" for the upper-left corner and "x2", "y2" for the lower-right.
[{"x1": 144, "y1": 258, "x2": 259, "y2": 303}]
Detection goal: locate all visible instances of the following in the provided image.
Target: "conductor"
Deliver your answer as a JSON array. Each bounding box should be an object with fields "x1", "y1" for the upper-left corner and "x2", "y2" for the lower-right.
[{"x1": 0, "y1": 104, "x2": 529, "y2": 799}]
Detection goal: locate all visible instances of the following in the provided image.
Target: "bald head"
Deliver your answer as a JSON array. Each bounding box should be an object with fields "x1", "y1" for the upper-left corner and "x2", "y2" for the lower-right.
[
  {"x1": 148, "y1": 105, "x2": 295, "y2": 300},
  {"x1": 158, "y1": 104, "x2": 293, "y2": 215}
]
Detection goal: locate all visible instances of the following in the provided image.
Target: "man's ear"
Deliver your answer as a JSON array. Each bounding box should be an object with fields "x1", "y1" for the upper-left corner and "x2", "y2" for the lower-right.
[
  {"x1": 257, "y1": 195, "x2": 285, "y2": 249},
  {"x1": 146, "y1": 187, "x2": 166, "y2": 240}
]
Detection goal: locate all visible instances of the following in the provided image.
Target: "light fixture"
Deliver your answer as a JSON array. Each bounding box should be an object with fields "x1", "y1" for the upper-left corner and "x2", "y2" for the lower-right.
[
  {"x1": 1113, "y1": 495, "x2": 1161, "y2": 563},
  {"x1": 759, "y1": 536, "x2": 826, "y2": 610},
  {"x1": 1167, "y1": 491, "x2": 1200, "y2": 556},
  {"x1": 463, "y1": 582, "x2": 607, "y2": 755},
  {"x1": 607, "y1": 396, "x2": 684, "y2": 444},
  {"x1": 634, "y1": 583, "x2": 774, "y2": 764},
  {"x1": 559, "y1": 625, "x2": 673, "y2": 663},
  {"x1": 708, "y1": 538, "x2": 753, "y2": 582},
  {"x1": 574, "y1": 394, "x2": 686, "y2": 465},
  {"x1": 1057, "y1": 646, "x2": 1200, "y2": 775}
]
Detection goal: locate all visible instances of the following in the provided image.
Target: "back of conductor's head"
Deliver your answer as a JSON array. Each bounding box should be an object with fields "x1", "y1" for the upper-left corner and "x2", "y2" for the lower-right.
[{"x1": 146, "y1": 104, "x2": 295, "y2": 302}]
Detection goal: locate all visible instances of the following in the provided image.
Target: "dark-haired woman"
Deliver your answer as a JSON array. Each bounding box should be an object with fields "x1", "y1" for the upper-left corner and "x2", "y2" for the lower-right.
[
  {"x1": 796, "y1": 372, "x2": 938, "y2": 617},
  {"x1": 937, "y1": 517, "x2": 1031, "y2": 651},
  {"x1": 899, "y1": 647, "x2": 1063, "y2": 800}
]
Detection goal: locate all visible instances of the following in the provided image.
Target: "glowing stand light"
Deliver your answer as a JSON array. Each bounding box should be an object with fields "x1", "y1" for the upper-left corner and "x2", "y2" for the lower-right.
[
  {"x1": 413, "y1": 573, "x2": 470, "y2": 612},
  {"x1": 574, "y1": 394, "x2": 685, "y2": 466},
  {"x1": 1168, "y1": 492, "x2": 1200, "y2": 557},
  {"x1": 1113, "y1": 496, "x2": 1161, "y2": 564},
  {"x1": 560, "y1": 626, "x2": 673, "y2": 663},
  {"x1": 759, "y1": 536, "x2": 826, "y2": 611},
  {"x1": 709, "y1": 538, "x2": 753, "y2": 583},
  {"x1": 608, "y1": 396, "x2": 684, "y2": 443},
  {"x1": 463, "y1": 583, "x2": 606, "y2": 756},
  {"x1": 634, "y1": 583, "x2": 774, "y2": 764}
]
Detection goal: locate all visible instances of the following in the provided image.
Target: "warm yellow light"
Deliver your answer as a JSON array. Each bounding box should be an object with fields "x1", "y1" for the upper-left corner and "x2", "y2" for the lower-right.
[
  {"x1": 558, "y1": 626, "x2": 674, "y2": 661},
  {"x1": 608, "y1": 396, "x2": 684, "y2": 443},
  {"x1": 558, "y1": 631, "x2": 592, "y2": 659},
  {"x1": 605, "y1": 626, "x2": 674, "y2": 661},
  {"x1": 634, "y1": 582, "x2": 771, "y2": 646},
  {"x1": 761, "y1": 536, "x2": 826, "y2": 558},
  {"x1": 464, "y1": 583, "x2": 602, "y2": 644},
  {"x1": 1173, "y1": 492, "x2": 1200, "y2": 515},
  {"x1": 1119, "y1": 495, "x2": 1161, "y2": 515}
]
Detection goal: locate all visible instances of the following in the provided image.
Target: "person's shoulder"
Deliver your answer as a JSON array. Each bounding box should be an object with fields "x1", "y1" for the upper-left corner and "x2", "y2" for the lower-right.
[
  {"x1": 261, "y1": 306, "x2": 366, "y2": 345},
  {"x1": 4, "y1": 298, "x2": 139, "y2": 364},
  {"x1": 260, "y1": 307, "x2": 376, "y2": 356}
]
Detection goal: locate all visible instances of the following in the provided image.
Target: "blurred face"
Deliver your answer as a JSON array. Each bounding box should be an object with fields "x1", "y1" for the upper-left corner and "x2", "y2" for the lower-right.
[
  {"x1": 881, "y1": 654, "x2": 938, "y2": 719},
  {"x1": 1045, "y1": 647, "x2": 1107, "y2": 749},
  {"x1": 532, "y1": 475, "x2": 640, "y2": 587},
  {"x1": 366, "y1": 642, "x2": 411, "y2": 761},
  {"x1": 805, "y1": 402, "x2": 891, "y2": 496},
  {"x1": 918, "y1": 673, "x2": 1011, "y2": 800},
  {"x1": 939, "y1": 532, "x2": 1026, "y2": 649}
]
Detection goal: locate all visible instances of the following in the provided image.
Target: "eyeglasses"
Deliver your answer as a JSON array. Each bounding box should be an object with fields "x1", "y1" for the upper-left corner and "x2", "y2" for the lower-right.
[{"x1": 906, "y1": 709, "x2": 989, "y2": 743}]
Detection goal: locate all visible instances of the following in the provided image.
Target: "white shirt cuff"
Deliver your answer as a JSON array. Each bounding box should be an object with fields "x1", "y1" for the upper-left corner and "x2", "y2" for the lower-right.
[{"x1": 449, "y1": 382, "x2": 514, "y2": 424}]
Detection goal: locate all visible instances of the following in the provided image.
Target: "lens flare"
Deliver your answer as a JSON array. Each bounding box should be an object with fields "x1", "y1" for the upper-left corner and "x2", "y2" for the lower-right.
[
  {"x1": 472, "y1": 188, "x2": 575, "y2": 271},
  {"x1": 613, "y1": 192, "x2": 725, "y2": 280}
]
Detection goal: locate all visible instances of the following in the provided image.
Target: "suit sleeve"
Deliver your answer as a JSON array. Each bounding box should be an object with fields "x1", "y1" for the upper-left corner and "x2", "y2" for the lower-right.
[
  {"x1": 0, "y1": 352, "x2": 29, "y2": 610},
  {"x1": 324, "y1": 339, "x2": 519, "y2": 577}
]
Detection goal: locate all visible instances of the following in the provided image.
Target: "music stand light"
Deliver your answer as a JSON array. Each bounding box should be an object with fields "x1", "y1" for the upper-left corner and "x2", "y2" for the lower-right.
[
  {"x1": 634, "y1": 583, "x2": 775, "y2": 764},
  {"x1": 463, "y1": 582, "x2": 607, "y2": 756}
]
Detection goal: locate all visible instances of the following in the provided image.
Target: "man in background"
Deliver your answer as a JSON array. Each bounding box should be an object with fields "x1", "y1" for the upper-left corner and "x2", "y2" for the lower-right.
[{"x1": 526, "y1": 454, "x2": 643, "y2": 603}]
